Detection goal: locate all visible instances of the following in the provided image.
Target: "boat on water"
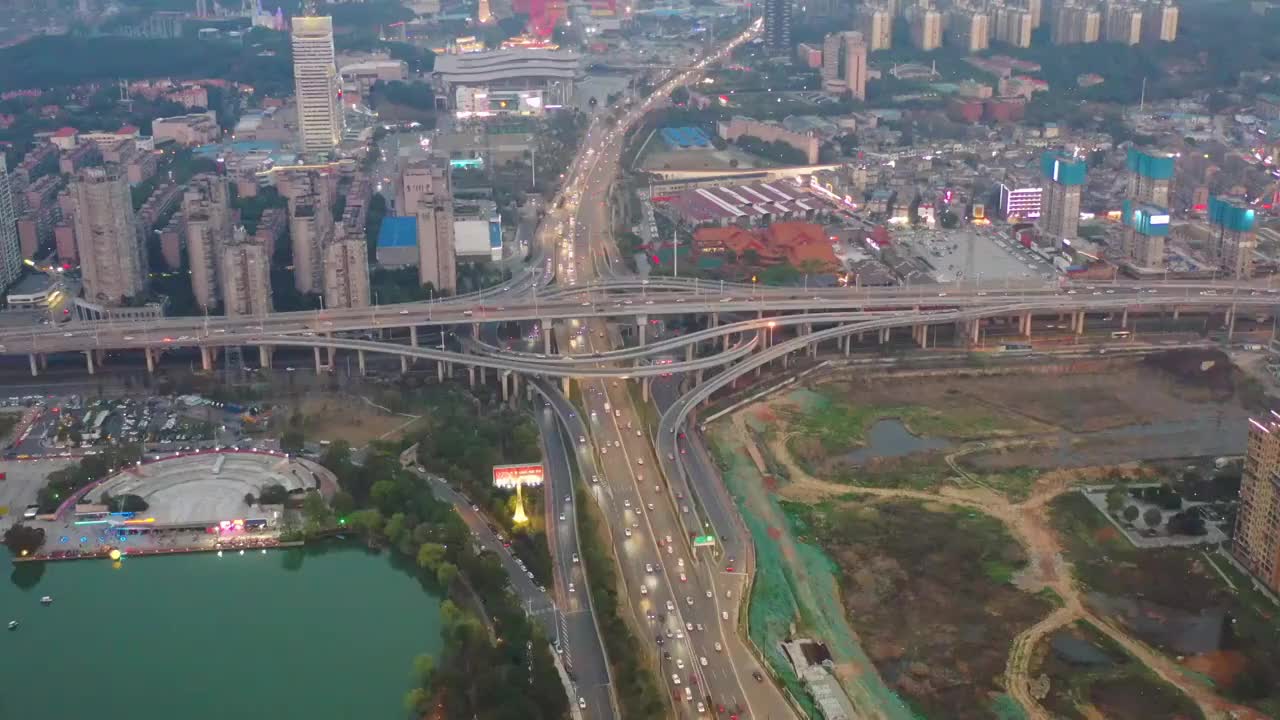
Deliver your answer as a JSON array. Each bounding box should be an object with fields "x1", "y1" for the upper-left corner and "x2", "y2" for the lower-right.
[
  {"x1": 40, "y1": 596, "x2": 52, "y2": 605},
  {"x1": 7, "y1": 621, "x2": 18, "y2": 630}
]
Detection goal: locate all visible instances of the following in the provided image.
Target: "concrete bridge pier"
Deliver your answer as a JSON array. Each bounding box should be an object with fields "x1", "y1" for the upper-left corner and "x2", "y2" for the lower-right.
[
  {"x1": 641, "y1": 377, "x2": 650, "y2": 403},
  {"x1": 696, "y1": 368, "x2": 704, "y2": 385},
  {"x1": 843, "y1": 333, "x2": 852, "y2": 356},
  {"x1": 1020, "y1": 312, "x2": 1033, "y2": 338},
  {"x1": 970, "y1": 319, "x2": 981, "y2": 345},
  {"x1": 1227, "y1": 306, "x2": 1237, "y2": 340},
  {"x1": 357, "y1": 350, "x2": 366, "y2": 376},
  {"x1": 468, "y1": 366, "x2": 476, "y2": 388},
  {"x1": 409, "y1": 326, "x2": 418, "y2": 366},
  {"x1": 686, "y1": 344, "x2": 694, "y2": 362},
  {"x1": 314, "y1": 347, "x2": 323, "y2": 375},
  {"x1": 201, "y1": 346, "x2": 213, "y2": 372},
  {"x1": 562, "y1": 377, "x2": 570, "y2": 395},
  {"x1": 259, "y1": 346, "x2": 272, "y2": 369},
  {"x1": 1120, "y1": 307, "x2": 1129, "y2": 329},
  {"x1": 1073, "y1": 311, "x2": 1086, "y2": 335},
  {"x1": 1172, "y1": 307, "x2": 1181, "y2": 320},
  {"x1": 401, "y1": 355, "x2": 408, "y2": 374},
  {"x1": 144, "y1": 347, "x2": 155, "y2": 374},
  {"x1": 479, "y1": 366, "x2": 486, "y2": 385},
  {"x1": 637, "y1": 314, "x2": 647, "y2": 345},
  {"x1": 501, "y1": 371, "x2": 510, "y2": 402},
  {"x1": 542, "y1": 319, "x2": 552, "y2": 354},
  {"x1": 437, "y1": 361, "x2": 445, "y2": 383},
  {"x1": 28, "y1": 353, "x2": 39, "y2": 377},
  {"x1": 83, "y1": 351, "x2": 95, "y2": 375}
]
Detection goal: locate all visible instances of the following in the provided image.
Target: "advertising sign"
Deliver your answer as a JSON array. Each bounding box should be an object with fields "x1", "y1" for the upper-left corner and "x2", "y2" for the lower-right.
[{"x1": 492, "y1": 463, "x2": 545, "y2": 488}]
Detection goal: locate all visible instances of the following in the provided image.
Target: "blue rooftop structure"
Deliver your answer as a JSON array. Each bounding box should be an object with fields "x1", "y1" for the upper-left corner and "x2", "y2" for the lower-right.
[
  {"x1": 1040, "y1": 151, "x2": 1087, "y2": 186},
  {"x1": 378, "y1": 216, "x2": 418, "y2": 248},
  {"x1": 1126, "y1": 148, "x2": 1176, "y2": 181},
  {"x1": 1208, "y1": 197, "x2": 1256, "y2": 233}
]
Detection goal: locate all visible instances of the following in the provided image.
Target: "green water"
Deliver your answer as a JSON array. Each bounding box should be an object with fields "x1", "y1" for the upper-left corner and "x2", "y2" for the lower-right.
[{"x1": 1, "y1": 543, "x2": 443, "y2": 719}]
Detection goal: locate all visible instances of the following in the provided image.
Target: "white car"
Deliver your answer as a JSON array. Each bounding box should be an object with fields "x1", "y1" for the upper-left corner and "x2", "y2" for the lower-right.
[
  {"x1": 569, "y1": 582, "x2": 576, "y2": 593},
  {"x1": 671, "y1": 674, "x2": 681, "y2": 686},
  {"x1": 625, "y1": 527, "x2": 633, "y2": 537},
  {"x1": 676, "y1": 658, "x2": 685, "y2": 669},
  {"x1": 714, "y1": 642, "x2": 722, "y2": 653},
  {"x1": 640, "y1": 585, "x2": 648, "y2": 595},
  {"x1": 637, "y1": 458, "x2": 644, "y2": 465},
  {"x1": 699, "y1": 657, "x2": 707, "y2": 667},
  {"x1": 666, "y1": 600, "x2": 674, "y2": 611},
  {"x1": 705, "y1": 590, "x2": 712, "y2": 598},
  {"x1": 572, "y1": 553, "x2": 579, "y2": 563},
  {"x1": 685, "y1": 596, "x2": 694, "y2": 606}
]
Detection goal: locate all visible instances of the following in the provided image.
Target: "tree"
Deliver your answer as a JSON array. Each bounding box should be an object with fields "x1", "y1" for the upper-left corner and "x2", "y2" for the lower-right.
[
  {"x1": 403, "y1": 688, "x2": 430, "y2": 713},
  {"x1": 670, "y1": 86, "x2": 690, "y2": 105},
  {"x1": 243, "y1": 492, "x2": 256, "y2": 507},
  {"x1": 280, "y1": 428, "x2": 305, "y2": 454},
  {"x1": 417, "y1": 542, "x2": 447, "y2": 571},
  {"x1": 348, "y1": 509, "x2": 384, "y2": 537},
  {"x1": 1143, "y1": 507, "x2": 1163, "y2": 528},
  {"x1": 259, "y1": 484, "x2": 289, "y2": 505},
  {"x1": 1122, "y1": 505, "x2": 1140, "y2": 522},
  {"x1": 1105, "y1": 485, "x2": 1128, "y2": 515},
  {"x1": 3, "y1": 523, "x2": 45, "y2": 555},
  {"x1": 436, "y1": 561, "x2": 459, "y2": 588},
  {"x1": 330, "y1": 490, "x2": 355, "y2": 518},
  {"x1": 302, "y1": 491, "x2": 333, "y2": 527},
  {"x1": 412, "y1": 653, "x2": 436, "y2": 686},
  {"x1": 384, "y1": 512, "x2": 408, "y2": 545}
]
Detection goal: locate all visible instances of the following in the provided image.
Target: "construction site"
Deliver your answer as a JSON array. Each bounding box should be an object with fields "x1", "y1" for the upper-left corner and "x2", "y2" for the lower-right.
[{"x1": 707, "y1": 350, "x2": 1275, "y2": 720}]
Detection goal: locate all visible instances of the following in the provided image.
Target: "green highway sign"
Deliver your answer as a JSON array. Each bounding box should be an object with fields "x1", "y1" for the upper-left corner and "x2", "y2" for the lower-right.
[{"x1": 693, "y1": 535, "x2": 716, "y2": 547}]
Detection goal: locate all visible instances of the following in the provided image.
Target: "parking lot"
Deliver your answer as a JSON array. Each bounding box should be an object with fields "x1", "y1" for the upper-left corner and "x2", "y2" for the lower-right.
[
  {"x1": 899, "y1": 227, "x2": 1058, "y2": 283},
  {"x1": 0, "y1": 457, "x2": 75, "y2": 530}
]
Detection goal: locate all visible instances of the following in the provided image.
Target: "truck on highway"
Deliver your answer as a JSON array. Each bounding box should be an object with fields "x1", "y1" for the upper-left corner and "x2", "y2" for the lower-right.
[{"x1": 999, "y1": 343, "x2": 1033, "y2": 354}]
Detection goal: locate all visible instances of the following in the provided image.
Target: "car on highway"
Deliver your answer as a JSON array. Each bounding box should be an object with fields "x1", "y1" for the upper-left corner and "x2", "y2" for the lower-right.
[
  {"x1": 625, "y1": 527, "x2": 632, "y2": 537},
  {"x1": 671, "y1": 674, "x2": 681, "y2": 686},
  {"x1": 714, "y1": 642, "x2": 722, "y2": 653},
  {"x1": 637, "y1": 457, "x2": 644, "y2": 465},
  {"x1": 568, "y1": 582, "x2": 576, "y2": 593},
  {"x1": 685, "y1": 596, "x2": 694, "y2": 606}
]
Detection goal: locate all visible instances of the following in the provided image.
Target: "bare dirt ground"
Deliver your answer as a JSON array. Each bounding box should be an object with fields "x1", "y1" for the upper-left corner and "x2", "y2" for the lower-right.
[
  {"x1": 290, "y1": 394, "x2": 423, "y2": 445},
  {"x1": 727, "y1": 397, "x2": 1267, "y2": 720}
]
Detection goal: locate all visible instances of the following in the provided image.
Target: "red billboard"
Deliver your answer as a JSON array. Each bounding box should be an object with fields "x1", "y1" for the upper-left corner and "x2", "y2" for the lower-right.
[{"x1": 492, "y1": 464, "x2": 545, "y2": 488}]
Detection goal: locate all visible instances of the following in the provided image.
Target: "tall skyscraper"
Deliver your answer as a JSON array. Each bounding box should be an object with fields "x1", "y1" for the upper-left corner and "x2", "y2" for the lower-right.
[
  {"x1": 0, "y1": 156, "x2": 20, "y2": 292},
  {"x1": 288, "y1": 193, "x2": 331, "y2": 295},
  {"x1": 220, "y1": 227, "x2": 272, "y2": 317},
  {"x1": 1039, "y1": 151, "x2": 1087, "y2": 240},
  {"x1": 1206, "y1": 196, "x2": 1256, "y2": 279},
  {"x1": 821, "y1": 31, "x2": 867, "y2": 100},
  {"x1": 403, "y1": 159, "x2": 456, "y2": 293},
  {"x1": 1233, "y1": 412, "x2": 1280, "y2": 595},
  {"x1": 72, "y1": 165, "x2": 147, "y2": 304},
  {"x1": 291, "y1": 15, "x2": 344, "y2": 156},
  {"x1": 182, "y1": 174, "x2": 233, "y2": 310},
  {"x1": 1119, "y1": 201, "x2": 1170, "y2": 268},
  {"x1": 995, "y1": 6, "x2": 1033, "y2": 47},
  {"x1": 1104, "y1": 3, "x2": 1143, "y2": 45},
  {"x1": 1140, "y1": 0, "x2": 1177, "y2": 41},
  {"x1": 1126, "y1": 147, "x2": 1175, "y2": 207},
  {"x1": 323, "y1": 228, "x2": 370, "y2": 309},
  {"x1": 946, "y1": 8, "x2": 990, "y2": 52},
  {"x1": 907, "y1": 5, "x2": 943, "y2": 51},
  {"x1": 763, "y1": 0, "x2": 792, "y2": 56},
  {"x1": 858, "y1": 5, "x2": 893, "y2": 51}
]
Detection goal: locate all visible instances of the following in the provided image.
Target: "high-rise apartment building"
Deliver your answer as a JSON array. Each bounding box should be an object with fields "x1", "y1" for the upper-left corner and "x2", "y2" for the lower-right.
[
  {"x1": 1119, "y1": 200, "x2": 1170, "y2": 268},
  {"x1": 1104, "y1": 3, "x2": 1143, "y2": 44},
  {"x1": 858, "y1": 5, "x2": 893, "y2": 51},
  {"x1": 403, "y1": 159, "x2": 456, "y2": 293},
  {"x1": 322, "y1": 228, "x2": 370, "y2": 309},
  {"x1": 763, "y1": 0, "x2": 792, "y2": 56},
  {"x1": 72, "y1": 165, "x2": 147, "y2": 304},
  {"x1": 1126, "y1": 147, "x2": 1175, "y2": 208},
  {"x1": 182, "y1": 174, "x2": 233, "y2": 310},
  {"x1": 220, "y1": 227, "x2": 272, "y2": 317},
  {"x1": 907, "y1": 5, "x2": 943, "y2": 51},
  {"x1": 821, "y1": 31, "x2": 868, "y2": 100},
  {"x1": 1052, "y1": 3, "x2": 1101, "y2": 44},
  {"x1": 288, "y1": 189, "x2": 332, "y2": 295},
  {"x1": 1140, "y1": 0, "x2": 1177, "y2": 41},
  {"x1": 1233, "y1": 412, "x2": 1280, "y2": 595},
  {"x1": 1039, "y1": 151, "x2": 1087, "y2": 240},
  {"x1": 291, "y1": 15, "x2": 344, "y2": 156},
  {"x1": 1206, "y1": 196, "x2": 1256, "y2": 279},
  {"x1": 995, "y1": 6, "x2": 1033, "y2": 47},
  {"x1": 0, "y1": 156, "x2": 20, "y2": 292},
  {"x1": 946, "y1": 8, "x2": 990, "y2": 52},
  {"x1": 1024, "y1": 0, "x2": 1042, "y2": 27}
]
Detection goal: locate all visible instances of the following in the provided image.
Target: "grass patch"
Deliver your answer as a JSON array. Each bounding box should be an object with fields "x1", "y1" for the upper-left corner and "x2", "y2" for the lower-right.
[{"x1": 0, "y1": 412, "x2": 21, "y2": 440}]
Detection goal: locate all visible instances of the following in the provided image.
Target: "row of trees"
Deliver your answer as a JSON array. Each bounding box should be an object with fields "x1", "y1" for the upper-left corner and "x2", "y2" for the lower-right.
[{"x1": 315, "y1": 440, "x2": 567, "y2": 720}]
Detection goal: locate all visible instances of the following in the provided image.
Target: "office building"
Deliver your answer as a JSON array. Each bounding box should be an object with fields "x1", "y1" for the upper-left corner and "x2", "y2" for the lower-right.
[
  {"x1": 946, "y1": 8, "x2": 990, "y2": 52},
  {"x1": 220, "y1": 227, "x2": 272, "y2": 317},
  {"x1": 71, "y1": 165, "x2": 147, "y2": 304},
  {"x1": 907, "y1": 5, "x2": 943, "y2": 51},
  {"x1": 291, "y1": 15, "x2": 344, "y2": 156},
  {"x1": 1119, "y1": 200, "x2": 1170, "y2": 268},
  {"x1": 404, "y1": 159, "x2": 456, "y2": 293},
  {"x1": 1104, "y1": 3, "x2": 1143, "y2": 44},
  {"x1": 1126, "y1": 147, "x2": 1175, "y2": 207},
  {"x1": 821, "y1": 31, "x2": 868, "y2": 100},
  {"x1": 1052, "y1": 3, "x2": 1101, "y2": 44},
  {"x1": 1206, "y1": 196, "x2": 1256, "y2": 279},
  {"x1": 764, "y1": 0, "x2": 793, "y2": 56},
  {"x1": 432, "y1": 48, "x2": 582, "y2": 111},
  {"x1": 322, "y1": 228, "x2": 371, "y2": 309},
  {"x1": 0, "y1": 156, "x2": 21, "y2": 291},
  {"x1": 995, "y1": 6, "x2": 1034, "y2": 47},
  {"x1": 999, "y1": 182, "x2": 1043, "y2": 220},
  {"x1": 1039, "y1": 151, "x2": 1086, "y2": 239},
  {"x1": 858, "y1": 5, "x2": 893, "y2": 51},
  {"x1": 1235, "y1": 413, "x2": 1280, "y2": 595},
  {"x1": 1140, "y1": 0, "x2": 1177, "y2": 41},
  {"x1": 182, "y1": 174, "x2": 233, "y2": 310}
]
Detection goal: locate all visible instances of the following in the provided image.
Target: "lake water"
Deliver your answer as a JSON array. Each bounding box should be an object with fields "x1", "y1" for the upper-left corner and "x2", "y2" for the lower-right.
[
  {"x1": 844, "y1": 419, "x2": 954, "y2": 465},
  {"x1": 1, "y1": 544, "x2": 442, "y2": 719}
]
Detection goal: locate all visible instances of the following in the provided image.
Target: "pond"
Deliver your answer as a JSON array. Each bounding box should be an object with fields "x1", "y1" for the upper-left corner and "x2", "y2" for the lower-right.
[
  {"x1": 844, "y1": 419, "x2": 954, "y2": 465},
  {"x1": 1, "y1": 544, "x2": 442, "y2": 719}
]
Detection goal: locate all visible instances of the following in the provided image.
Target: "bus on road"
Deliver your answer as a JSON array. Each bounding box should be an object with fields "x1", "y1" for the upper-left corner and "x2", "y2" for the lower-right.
[{"x1": 1111, "y1": 331, "x2": 1131, "y2": 339}]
